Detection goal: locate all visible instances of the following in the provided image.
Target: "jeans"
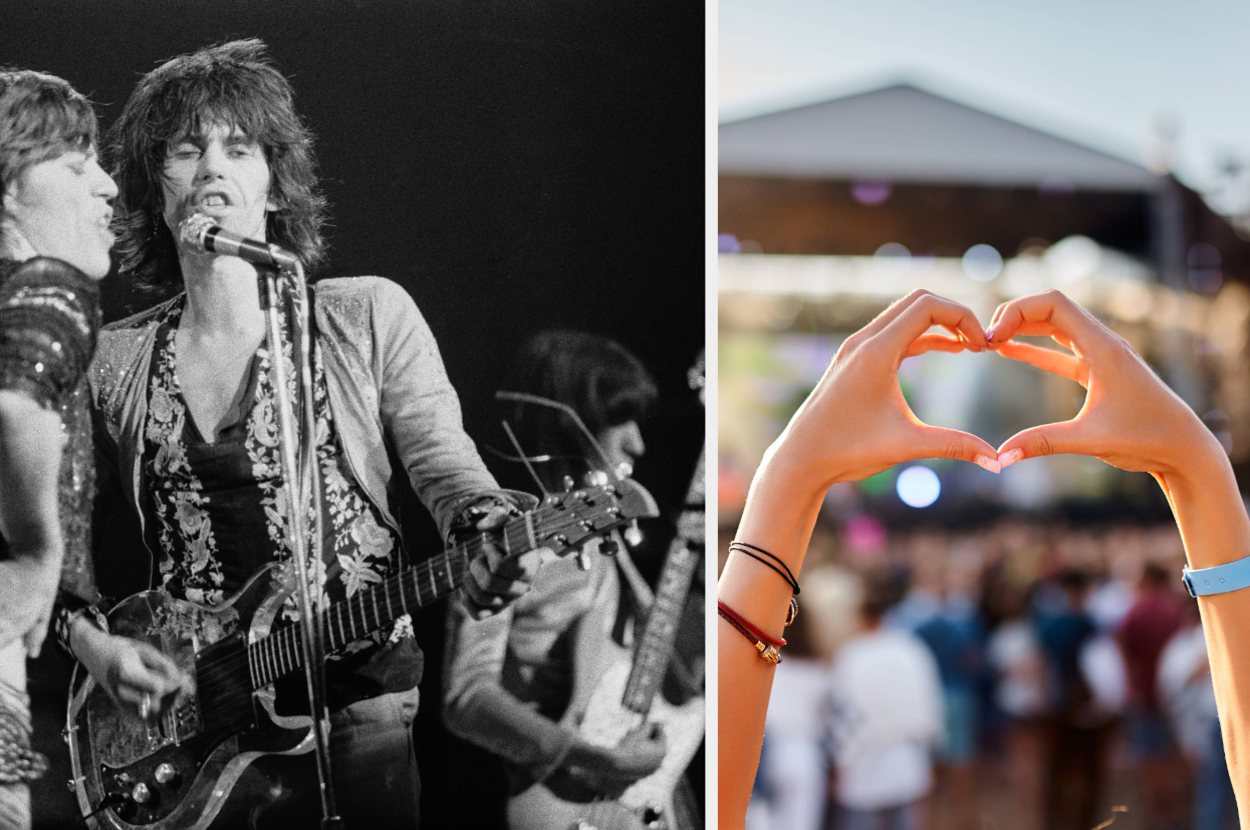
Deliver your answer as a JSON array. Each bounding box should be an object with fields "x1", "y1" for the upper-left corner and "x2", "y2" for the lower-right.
[{"x1": 214, "y1": 686, "x2": 422, "y2": 830}]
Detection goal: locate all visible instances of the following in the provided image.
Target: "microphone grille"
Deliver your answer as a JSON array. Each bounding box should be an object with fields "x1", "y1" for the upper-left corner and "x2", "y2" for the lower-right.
[{"x1": 178, "y1": 213, "x2": 216, "y2": 251}]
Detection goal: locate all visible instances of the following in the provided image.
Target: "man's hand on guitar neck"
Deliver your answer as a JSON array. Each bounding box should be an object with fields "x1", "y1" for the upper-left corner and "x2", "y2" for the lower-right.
[
  {"x1": 460, "y1": 503, "x2": 550, "y2": 620},
  {"x1": 563, "y1": 724, "x2": 667, "y2": 797},
  {"x1": 70, "y1": 621, "x2": 192, "y2": 720}
]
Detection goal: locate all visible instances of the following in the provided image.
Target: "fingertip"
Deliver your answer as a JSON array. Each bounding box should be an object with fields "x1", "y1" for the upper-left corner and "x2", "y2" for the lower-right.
[
  {"x1": 998, "y1": 448, "x2": 1025, "y2": 469},
  {"x1": 973, "y1": 454, "x2": 1001, "y2": 474}
]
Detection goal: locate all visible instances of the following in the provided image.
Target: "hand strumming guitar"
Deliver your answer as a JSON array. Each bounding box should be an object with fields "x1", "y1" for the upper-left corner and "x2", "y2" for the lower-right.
[
  {"x1": 563, "y1": 723, "x2": 667, "y2": 797},
  {"x1": 69, "y1": 622, "x2": 191, "y2": 720}
]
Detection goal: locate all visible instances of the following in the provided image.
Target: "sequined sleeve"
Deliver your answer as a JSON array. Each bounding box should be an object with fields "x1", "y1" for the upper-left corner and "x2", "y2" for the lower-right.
[{"x1": 0, "y1": 257, "x2": 99, "y2": 412}]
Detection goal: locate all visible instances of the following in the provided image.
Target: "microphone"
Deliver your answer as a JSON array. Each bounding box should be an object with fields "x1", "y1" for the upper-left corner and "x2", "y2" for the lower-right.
[{"x1": 177, "y1": 214, "x2": 299, "y2": 269}]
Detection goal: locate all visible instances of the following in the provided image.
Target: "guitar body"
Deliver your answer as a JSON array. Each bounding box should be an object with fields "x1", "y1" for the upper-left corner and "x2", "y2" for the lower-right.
[
  {"x1": 507, "y1": 653, "x2": 704, "y2": 830},
  {"x1": 65, "y1": 480, "x2": 659, "y2": 829},
  {"x1": 67, "y1": 564, "x2": 313, "y2": 830}
]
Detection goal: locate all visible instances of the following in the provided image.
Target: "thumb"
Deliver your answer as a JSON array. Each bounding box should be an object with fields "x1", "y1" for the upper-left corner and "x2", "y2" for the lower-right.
[
  {"x1": 913, "y1": 426, "x2": 1002, "y2": 474},
  {"x1": 996, "y1": 420, "x2": 1088, "y2": 469}
]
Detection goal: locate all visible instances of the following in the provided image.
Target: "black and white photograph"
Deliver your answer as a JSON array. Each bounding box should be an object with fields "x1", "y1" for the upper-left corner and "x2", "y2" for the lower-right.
[{"x1": 0, "y1": 2, "x2": 705, "y2": 828}]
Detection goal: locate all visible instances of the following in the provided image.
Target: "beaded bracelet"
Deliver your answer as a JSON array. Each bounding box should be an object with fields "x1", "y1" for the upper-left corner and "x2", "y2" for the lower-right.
[
  {"x1": 718, "y1": 600, "x2": 785, "y2": 663},
  {"x1": 728, "y1": 540, "x2": 800, "y2": 626}
]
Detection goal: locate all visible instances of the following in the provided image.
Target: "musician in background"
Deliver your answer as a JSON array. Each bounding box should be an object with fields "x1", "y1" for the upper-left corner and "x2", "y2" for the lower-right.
[
  {"x1": 60, "y1": 40, "x2": 545, "y2": 828},
  {"x1": 443, "y1": 329, "x2": 701, "y2": 830},
  {"x1": 0, "y1": 68, "x2": 116, "y2": 830}
]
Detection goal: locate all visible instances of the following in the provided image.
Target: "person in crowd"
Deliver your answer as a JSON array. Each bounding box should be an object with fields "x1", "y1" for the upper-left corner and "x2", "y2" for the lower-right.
[
  {"x1": 1117, "y1": 561, "x2": 1186, "y2": 827},
  {"x1": 444, "y1": 330, "x2": 703, "y2": 830},
  {"x1": 1034, "y1": 569, "x2": 1115, "y2": 830},
  {"x1": 748, "y1": 605, "x2": 830, "y2": 830},
  {"x1": 1158, "y1": 598, "x2": 1236, "y2": 830},
  {"x1": 0, "y1": 68, "x2": 117, "y2": 830},
  {"x1": 58, "y1": 40, "x2": 547, "y2": 828},
  {"x1": 984, "y1": 573, "x2": 1046, "y2": 830},
  {"x1": 719, "y1": 287, "x2": 1250, "y2": 828},
  {"x1": 907, "y1": 559, "x2": 983, "y2": 830},
  {"x1": 827, "y1": 569, "x2": 943, "y2": 830}
]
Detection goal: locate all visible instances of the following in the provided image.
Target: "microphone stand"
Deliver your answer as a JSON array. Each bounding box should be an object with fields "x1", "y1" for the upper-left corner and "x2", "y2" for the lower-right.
[{"x1": 258, "y1": 261, "x2": 342, "y2": 830}]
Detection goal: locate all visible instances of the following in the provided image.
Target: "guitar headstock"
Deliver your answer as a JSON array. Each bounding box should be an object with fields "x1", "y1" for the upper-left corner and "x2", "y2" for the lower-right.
[{"x1": 528, "y1": 478, "x2": 660, "y2": 558}]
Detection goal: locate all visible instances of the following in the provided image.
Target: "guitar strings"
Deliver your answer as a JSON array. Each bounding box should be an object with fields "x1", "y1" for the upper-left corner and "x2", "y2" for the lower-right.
[
  {"x1": 191, "y1": 508, "x2": 606, "y2": 686},
  {"x1": 195, "y1": 507, "x2": 589, "y2": 684}
]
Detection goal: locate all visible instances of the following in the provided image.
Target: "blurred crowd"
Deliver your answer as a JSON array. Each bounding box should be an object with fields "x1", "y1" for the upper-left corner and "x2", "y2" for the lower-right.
[{"x1": 740, "y1": 520, "x2": 1237, "y2": 830}]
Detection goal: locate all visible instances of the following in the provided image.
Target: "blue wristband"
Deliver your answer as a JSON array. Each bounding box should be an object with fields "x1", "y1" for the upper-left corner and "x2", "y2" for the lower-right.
[{"x1": 1182, "y1": 557, "x2": 1250, "y2": 597}]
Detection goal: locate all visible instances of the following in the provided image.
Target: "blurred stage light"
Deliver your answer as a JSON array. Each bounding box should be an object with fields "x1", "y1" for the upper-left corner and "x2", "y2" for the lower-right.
[
  {"x1": 852, "y1": 180, "x2": 892, "y2": 205},
  {"x1": 873, "y1": 242, "x2": 912, "y2": 278},
  {"x1": 875, "y1": 242, "x2": 910, "y2": 259},
  {"x1": 963, "y1": 244, "x2": 1003, "y2": 281},
  {"x1": 897, "y1": 465, "x2": 941, "y2": 508},
  {"x1": 1045, "y1": 235, "x2": 1101, "y2": 283}
]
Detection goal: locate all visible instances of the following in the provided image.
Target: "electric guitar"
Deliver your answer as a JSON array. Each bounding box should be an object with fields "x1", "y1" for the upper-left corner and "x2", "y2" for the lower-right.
[
  {"x1": 66, "y1": 479, "x2": 657, "y2": 830},
  {"x1": 508, "y1": 360, "x2": 705, "y2": 830}
]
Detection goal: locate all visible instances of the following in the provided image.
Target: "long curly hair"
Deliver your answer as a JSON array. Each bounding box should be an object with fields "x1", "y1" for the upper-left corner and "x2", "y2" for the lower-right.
[
  {"x1": 107, "y1": 39, "x2": 327, "y2": 285},
  {"x1": 0, "y1": 69, "x2": 97, "y2": 216}
]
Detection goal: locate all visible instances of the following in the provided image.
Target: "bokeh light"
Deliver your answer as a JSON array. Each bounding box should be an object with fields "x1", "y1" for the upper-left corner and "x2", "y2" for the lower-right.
[
  {"x1": 852, "y1": 180, "x2": 893, "y2": 205},
  {"x1": 896, "y1": 465, "x2": 941, "y2": 508},
  {"x1": 962, "y1": 243, "x2": 1003, "y2": 281}
]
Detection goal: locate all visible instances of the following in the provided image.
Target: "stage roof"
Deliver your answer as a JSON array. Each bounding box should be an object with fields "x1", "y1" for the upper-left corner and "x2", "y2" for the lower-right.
[{"x1": 719, "y1": 84, "x2": 1163, "y2": 192}]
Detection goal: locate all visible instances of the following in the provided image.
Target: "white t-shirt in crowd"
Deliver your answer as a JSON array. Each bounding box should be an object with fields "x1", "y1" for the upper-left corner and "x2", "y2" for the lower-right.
[
  {"x1": 828, "y1": 627, "x2": 944, "y2": 811},
  {"x1": 1157, "y1": 622, "x2": 1217, "y2": 757},
  {"x1": 765, "y1": 658, "x2": 833, "y2": 742},
  {"x1": 986, "y1": 619, "x2": 1046, "y2": 718}
]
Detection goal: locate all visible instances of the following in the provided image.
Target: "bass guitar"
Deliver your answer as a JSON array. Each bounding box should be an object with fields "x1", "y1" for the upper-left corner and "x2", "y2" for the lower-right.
[
  {"x1": 508, "y1": 359, "x2": 705, "y2": 830},
  {"x1": 66, "y1": 479, "x2": 657, "y2": 830}
]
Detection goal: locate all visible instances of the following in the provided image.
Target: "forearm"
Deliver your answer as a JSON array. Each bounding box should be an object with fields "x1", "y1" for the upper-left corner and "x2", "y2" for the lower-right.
[
  {"x1": 1161, "y1": 443, "x2": 1250, "y2": 817},
  {"x1": 443, "y1": 604, "x2": 578, "y2": 778},
  {"x1": 67, "y1": 614, "x2": 115, "y2": 675},
  {"x1": 445, "y1": 682, "x2": 579, "y2": 776},
  {"x1": 0, "y1": 394, "x2": 65, "y2": 651},
  {"x1": 716, "y1": 448, "x2": 827, "y2": 828},
  {"x1": 0, "y1": 556, "x2": 60, "y2": 651}
]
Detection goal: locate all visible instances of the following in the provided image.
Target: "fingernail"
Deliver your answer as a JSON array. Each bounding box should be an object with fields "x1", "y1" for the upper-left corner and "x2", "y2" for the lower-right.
[
  {"x1": 998, "y1": 448, "x2": 1024, "y2": 469},
  {"x1": 974, "y1": 454, "x2": 1001, "y2": 474}
]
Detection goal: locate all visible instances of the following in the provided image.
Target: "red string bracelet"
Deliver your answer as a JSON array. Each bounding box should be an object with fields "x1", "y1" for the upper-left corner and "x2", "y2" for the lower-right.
[{"x1": 718, "y1": 600, "x2": 785, "y2": 663}]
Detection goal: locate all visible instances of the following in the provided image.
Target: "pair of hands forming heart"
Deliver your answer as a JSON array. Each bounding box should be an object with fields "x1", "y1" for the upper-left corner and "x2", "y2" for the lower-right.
[
  {"x1": 766, "y1": 287, "x2": 1223, "y2": 490},
  {"x1": 721, "y1": 286, "x2": 1250, "y2": 830}
]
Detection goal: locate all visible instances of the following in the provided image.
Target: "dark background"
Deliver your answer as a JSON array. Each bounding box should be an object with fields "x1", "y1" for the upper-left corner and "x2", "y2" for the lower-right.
[{"x1": 2, "y1": 1, "x2": 704, "y2": 827}]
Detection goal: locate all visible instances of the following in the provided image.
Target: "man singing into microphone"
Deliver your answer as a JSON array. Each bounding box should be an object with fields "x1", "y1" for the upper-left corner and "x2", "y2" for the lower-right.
[{"x1": 62, "y1": 39, "x2": 545, "y2": 828}]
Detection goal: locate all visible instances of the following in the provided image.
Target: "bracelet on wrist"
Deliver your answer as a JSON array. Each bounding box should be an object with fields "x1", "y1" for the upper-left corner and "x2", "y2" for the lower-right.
[
  {"x1": 728, "y1": 540, "x2": 800, "y2": 626},
  {"x1": 718, "y1": 600, "x2": 784, "y2": 663},
  {"x1": 1182, "y1": 556, "x2": 1250, "y2": 597}
]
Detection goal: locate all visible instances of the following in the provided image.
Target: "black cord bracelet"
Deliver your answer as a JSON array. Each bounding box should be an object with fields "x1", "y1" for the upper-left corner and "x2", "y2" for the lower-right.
[{"x1": 728, "y1": 541, "x2": 800, "y2": 595}]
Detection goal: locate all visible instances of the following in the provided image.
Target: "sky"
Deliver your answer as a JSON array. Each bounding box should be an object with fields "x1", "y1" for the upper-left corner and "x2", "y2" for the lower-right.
[{"x1": 719, "y1": 0, "x2": 1250, "y2": 200}]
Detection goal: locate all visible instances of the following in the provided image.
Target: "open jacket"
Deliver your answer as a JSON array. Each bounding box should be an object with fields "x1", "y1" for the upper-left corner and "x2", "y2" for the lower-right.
[{"x1": 89, "y1": 275, "x2": 524, "y2": 587}]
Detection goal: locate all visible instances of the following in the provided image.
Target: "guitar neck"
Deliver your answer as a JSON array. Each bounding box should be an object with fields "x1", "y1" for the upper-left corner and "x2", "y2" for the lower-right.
[
  {"x1": 247, "y1": 518, "x2": 546, "y2": 690},
  {"x1": 621, "y1": 446, "x2": 704, "y2": 715}
]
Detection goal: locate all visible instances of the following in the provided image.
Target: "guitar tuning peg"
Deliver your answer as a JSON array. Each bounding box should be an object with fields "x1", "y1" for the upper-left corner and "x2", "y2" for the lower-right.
[
  {"x1": 599, "y1": 539, "x2": 619, "y2": 556},
  {"x1": 577, "y1": 547, "x2": 592, "y2": 571},
  {"x1": 615, "y1": 461, "x2": 633, "y2": 479},
  {"x1": 561, "y1": 475, "x2": 575, "y2": 492},
  {"x1": 624, "y1": 521, "x2": 642, "y2": 547},
  {"x1": 584, "y1": 469, "x2": 609, "y2": 487}
]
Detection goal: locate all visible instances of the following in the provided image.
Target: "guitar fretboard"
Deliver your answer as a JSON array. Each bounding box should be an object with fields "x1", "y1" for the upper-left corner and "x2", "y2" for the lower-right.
[
  {"x1": 621, "y1": 447, "x2": 704, "y2": 715},
  {"x1": 243, "y1": 491, "x2": 621, "y2": 690}
]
